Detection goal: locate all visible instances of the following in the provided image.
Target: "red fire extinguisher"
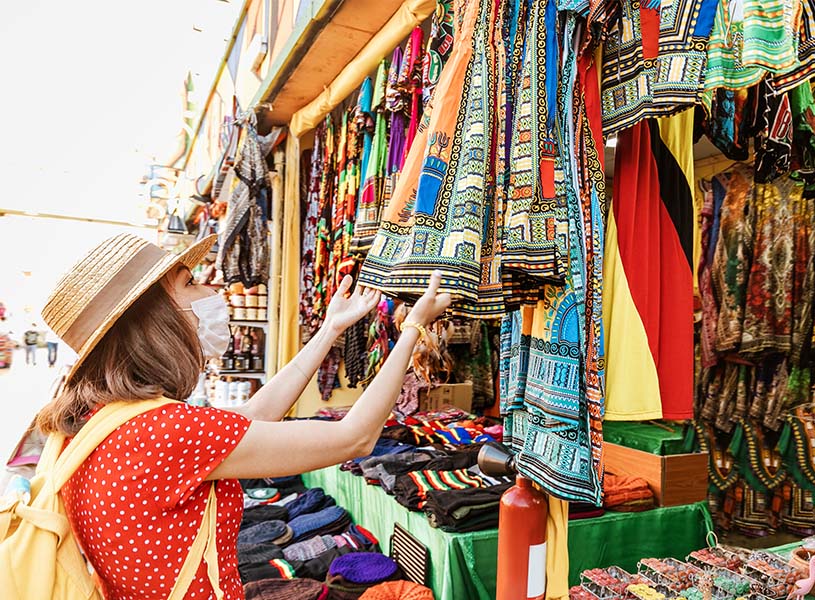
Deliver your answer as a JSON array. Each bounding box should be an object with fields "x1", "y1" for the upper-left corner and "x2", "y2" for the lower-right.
[{"x1": 479, "y1": 443, "x2": 549, "y2": 600}]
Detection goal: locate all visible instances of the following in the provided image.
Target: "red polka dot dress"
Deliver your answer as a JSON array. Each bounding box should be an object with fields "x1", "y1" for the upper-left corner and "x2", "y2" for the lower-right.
[{"x1": 62, "y1": 403, "x2": 251, "y2": 599}]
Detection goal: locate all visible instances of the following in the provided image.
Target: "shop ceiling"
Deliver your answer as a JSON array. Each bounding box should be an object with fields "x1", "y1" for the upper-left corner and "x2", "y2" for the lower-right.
[{"x1": 253, "y1": 0, "x2": 412, "y2": 129}]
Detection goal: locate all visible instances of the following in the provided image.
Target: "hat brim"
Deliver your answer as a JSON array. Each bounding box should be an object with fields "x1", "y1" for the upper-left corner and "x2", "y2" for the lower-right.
[{"x1": 59, "y1": 234, "x2": 218, "y2": 388}]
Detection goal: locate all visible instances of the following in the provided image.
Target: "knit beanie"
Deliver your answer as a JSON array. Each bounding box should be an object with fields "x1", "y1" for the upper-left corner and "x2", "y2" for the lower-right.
[
  {"x1": 287, "y1": 488, "x2": 330, "y2": 520},
  {"x1": 289, "y1": 506, "x2": 349, "y2": 541},
  {"x1": 243, "y1": 503, "x2": 289, "y2": 526},
  {"x1": 238, "y1": 542, "x2": 284, "y2": 567},
  {"x1": 244, "y1": 577, "x2": 327, "y2": 600},
  {"x1": 238, "y1": 520, "x2": 289, "y2": 546},
  {"x1": 329, "y1": 553, "x2": 400, "y2": 585},
  {"x1": 359, "y1": 581, "x2": 435, "y2": 600}
]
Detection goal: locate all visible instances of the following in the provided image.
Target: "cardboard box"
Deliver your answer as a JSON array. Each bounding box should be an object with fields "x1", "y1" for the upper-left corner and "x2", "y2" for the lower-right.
[
  {"x1": 604, "y1": 442, "x2": 709, "y2": 507},
  {"x1": 418, "y1": 382, "x2": 473, "y2": 413}
]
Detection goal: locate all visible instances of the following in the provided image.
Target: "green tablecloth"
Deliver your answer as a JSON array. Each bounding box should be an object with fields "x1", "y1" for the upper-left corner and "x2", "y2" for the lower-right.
[
  {"x1": 603, "y1": 421, "x2": 689, "y2": 455},
  {"x1": 302, "y1": 467, "x2": 713, "y2": 600}
]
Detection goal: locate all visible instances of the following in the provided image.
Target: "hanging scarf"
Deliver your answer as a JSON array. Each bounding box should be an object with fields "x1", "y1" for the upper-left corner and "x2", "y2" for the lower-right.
[{"x1": 217, "y1": 111, "x2": 271, "y2": 287}]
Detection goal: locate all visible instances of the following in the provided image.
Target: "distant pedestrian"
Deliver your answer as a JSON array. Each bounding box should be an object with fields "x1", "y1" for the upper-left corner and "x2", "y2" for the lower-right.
[
  {"x1": 23, "y1": 324, "x2": 39, "y2": 366},
  {"x1": 45, "y1": 327, "x2": 59, "y2": 367}
]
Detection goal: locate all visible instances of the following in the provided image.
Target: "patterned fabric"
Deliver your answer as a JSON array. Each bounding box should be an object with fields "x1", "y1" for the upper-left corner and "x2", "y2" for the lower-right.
[
  {"x1": 218, "y1": 111, "x2": 271, "y2": 287},
  {"x1": 601, "y1": 0, "x2": 718, "y2": 135},
  {"x1": 351, "y1": 62, "x2": 390, "y2": 259},
  {"x1": 300, "y1": 124, "x2": 324, "y2": 338},
  {"x1": 422, "y1": 0, "x2": 455, "y2": 107},
  {"x1": 768, "y1": 0, "x2": 815, "y2": 92},
  {"x1": 712, "y1": 166, "x2": 756, "y2": 353},
  {"x1": 791, "y1": 174, "x2": 815, "y2": 364},
  {"x1": 502, "y1": 0, "x2": 569, "y2": 303},
  {"x1": 699, "y1": 179, "x2": 722, "y2": 368},
  {"x1": 705, "y1": 0, "x2": 801, "y2": 93},
  {"x1": 314, "y1": 116, "x2": 337, "y2": 325},
  {"x1": 401, "y1": 27, "x2": 425, "y2": 158},
  {"x1": 359, "y1": 0, "x2": 506, "y2": 318},
  {"x1": 740, "y1": 176, "x2": 803, "y2": 356}
]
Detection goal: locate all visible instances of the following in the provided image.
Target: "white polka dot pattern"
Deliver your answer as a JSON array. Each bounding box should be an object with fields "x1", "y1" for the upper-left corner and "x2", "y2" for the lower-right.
[{"x1": 62, "y1": 404, "x2": 251, "y2": 599}]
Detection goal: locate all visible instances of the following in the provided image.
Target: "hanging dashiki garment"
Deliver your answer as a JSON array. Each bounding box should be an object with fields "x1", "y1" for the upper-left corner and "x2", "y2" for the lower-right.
[
  {"x1": 218, "y1": 111, "x2": 271, "y2": 287},
  {"x1": 601, "y1": 0, "x2": 718, "y2": 135},
  {"x1": 740, "y1": 176, "x2": 803, "y2": 357},
  {"x1": 359, "y1": 0, "x2": 505, "y2": 318},
  {"x1": 703, "y1": 0, "x2": 801, "y2": 105},
  {"x1": 422, "y1": 0, "x2": 455, "y2": 107},
  {"x1": 712, "y1": 165, "x2": 755, "y2": 354},
  {"x1": 729, "y1": 420, "x2": 786, "y2": 536},
  {"x1": 698, "y1": 178, "x2": 725, "y2": 368},
  {"x1": 350, "y1": 61, "x2": 389, "y2": 259},
  {"x1": 691, "y1": 422, "x2": 740, "y2": 531},
  {"x1": 300, "y1": 124, "x2": 325, "y2": 340},
  {"x1": 603, "y1": 111, "x2": 696, "y2": 421},
  {"x1": 778, "y1": 409, "x2": 815, "y2": 522},
  {"x1": 769, "y1": 0, "x2": 815, "y2": 93},
  {"x1": 703, "y1": 87, "x2": 757, "y2": 161},
  {"x1": 501, "y1": 0, "x2": 569, "y2": 306},
  {"x1": 503, "y1": 0, "x2": 613, "y2": 505},
  {"x1": 791, "y1": 173, "x2": 815, "y2": 365}
]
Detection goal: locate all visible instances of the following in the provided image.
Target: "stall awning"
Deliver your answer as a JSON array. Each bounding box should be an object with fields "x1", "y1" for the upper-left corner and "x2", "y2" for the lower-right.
[{"x1": 253, "y1": 0, "x2": 435, "y2": 133}]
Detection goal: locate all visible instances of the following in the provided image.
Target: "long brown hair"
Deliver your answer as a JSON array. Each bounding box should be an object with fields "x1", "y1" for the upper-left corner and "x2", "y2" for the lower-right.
[{"x1": 36, "y1": 277, "x2": 203, "y2": 436}]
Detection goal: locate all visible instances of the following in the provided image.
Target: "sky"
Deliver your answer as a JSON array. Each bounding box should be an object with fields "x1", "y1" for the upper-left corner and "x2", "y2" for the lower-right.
[{"x1": 0, "y1": 0, "x2": 242, "y2": 325}]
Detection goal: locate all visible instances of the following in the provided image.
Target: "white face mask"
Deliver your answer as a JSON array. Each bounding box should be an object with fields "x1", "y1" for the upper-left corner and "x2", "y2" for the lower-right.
[{"x1": 187, "y1": 295, "x2": 230, "y2": 359}]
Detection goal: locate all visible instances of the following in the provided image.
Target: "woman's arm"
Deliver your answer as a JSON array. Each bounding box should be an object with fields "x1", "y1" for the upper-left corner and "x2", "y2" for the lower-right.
[
  {"x1": 233, "y1": 276, "x2": 381, "y2": 422},
  {"x1": 207, "y1": 272, "x2": 451, "y2": 480}
]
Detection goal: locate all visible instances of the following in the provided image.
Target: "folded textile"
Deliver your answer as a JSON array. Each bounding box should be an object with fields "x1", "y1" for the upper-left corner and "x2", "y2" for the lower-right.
[
  {"x1": 568, "y1": 507, "x2": 605, "y2": 520},
  {"x1": 287, "y1": 488, "x2": 337, "y2": 520},
  {"x1": 238, "y1": 542, "x2": 284, "y2": 567},
  {"x1": 290, "y1": 506, "x2": 351, "y2": 542},
  {"x1": 342, "y1": 439, "x2": 415, "y2": 475},
  {"x1": 242, "y1": 504, "x2": 290, "y2": 526},
  {"x1": 240, "y1": 558, "x2": 298, "y2": 584},
  {"x1": 359, "y1": 451, "x2": 437, "y2": 492},
  {"x1": 284, "y1": 535, "x2": 339, "y2": 563},
  {"x1": 243, "y1": 577, "x2": 327, "y2": 600},
  {"x1": 359, "y1": 580, "x2": 435, "y2": 600},
  {"x1": 334, "y1": 525, "x2": 379, "y2": 552},
  {"x1": 423, "y1": 482, "x2": 511, "y2": 532},
  {"x1": 244, "y1": 494, "x2": 282, "y2": 508},
  {"x1": 329, "y1": 553, "x2": 400, "y2": 585},
  {"x1": 238, "y1": 520, "x2": 289, "y2": 546},
  {"x1": 604, "y1": 474, "x2": 654, "y2": 508},
  {"x1": 393, "y1": 468, "x2": 509, "y2": 511}
]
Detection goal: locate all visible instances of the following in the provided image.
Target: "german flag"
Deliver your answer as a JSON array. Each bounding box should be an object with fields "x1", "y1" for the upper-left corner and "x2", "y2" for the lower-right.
[{"x1": 603, "y1": 110, "x2": 696, "y2": 421}]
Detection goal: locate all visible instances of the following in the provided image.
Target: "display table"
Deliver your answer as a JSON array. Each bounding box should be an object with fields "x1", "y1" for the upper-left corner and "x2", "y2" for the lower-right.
[{"x1": 302, "y1": 467, "x2": 714, "y2": 600}]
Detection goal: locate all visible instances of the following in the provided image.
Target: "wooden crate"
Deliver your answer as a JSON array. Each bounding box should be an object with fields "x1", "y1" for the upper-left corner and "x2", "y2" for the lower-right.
[{"x1": 603, "y1": 442, "x2": 709, "y2": 507}]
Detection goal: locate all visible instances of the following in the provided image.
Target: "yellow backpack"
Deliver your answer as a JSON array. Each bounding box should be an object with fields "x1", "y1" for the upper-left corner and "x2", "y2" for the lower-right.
[{"x1": 0, "y1": 398, "x2": 223, "y2": 600}]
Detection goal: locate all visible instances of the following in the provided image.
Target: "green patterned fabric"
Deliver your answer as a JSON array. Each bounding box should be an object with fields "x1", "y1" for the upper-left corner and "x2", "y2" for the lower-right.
[{"x1": 302, "y1": 466, "x2": 713, "y2": 600}]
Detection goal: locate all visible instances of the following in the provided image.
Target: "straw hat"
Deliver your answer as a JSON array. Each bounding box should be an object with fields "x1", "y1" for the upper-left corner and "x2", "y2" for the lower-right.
[{"x1": 41, "y1": 233, "x2": 217, "y2": 384}]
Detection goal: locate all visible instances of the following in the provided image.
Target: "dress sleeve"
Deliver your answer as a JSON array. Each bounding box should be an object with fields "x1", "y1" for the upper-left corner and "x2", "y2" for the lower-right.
[{"x1": 113, "y1": 403, "x2": 251, "y2": 510}]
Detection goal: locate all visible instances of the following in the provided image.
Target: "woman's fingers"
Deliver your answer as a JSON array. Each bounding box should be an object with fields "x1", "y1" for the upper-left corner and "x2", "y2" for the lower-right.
[
  {"x1": 337, "y1": 274, "x2": 353, "y2": 297},
  {"x1": 425, "y1": 270, "x2": 442, "y2": 296}
]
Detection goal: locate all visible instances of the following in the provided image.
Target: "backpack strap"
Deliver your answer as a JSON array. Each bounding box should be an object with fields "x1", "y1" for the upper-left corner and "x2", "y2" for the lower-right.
[
  {"x1": 51, "y1": 397, "x2": 178, "y2": 491},
  {"x1": 167, "y1": 482, "x2": 224, "y2": 600}
]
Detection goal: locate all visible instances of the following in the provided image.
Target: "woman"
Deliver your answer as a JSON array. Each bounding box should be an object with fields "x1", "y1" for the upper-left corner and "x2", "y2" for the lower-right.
[{"x1": 36, "y1": 233, "x2": 450, "y2": 599}]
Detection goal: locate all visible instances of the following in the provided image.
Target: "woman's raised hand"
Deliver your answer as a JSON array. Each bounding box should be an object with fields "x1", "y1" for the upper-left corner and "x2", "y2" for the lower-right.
[
  {"x1": 324, "y1": 275, "x2": 382, "y2": 334},
  {"x1": 405, "y1": 271, "x2": 452, "y2": 326}
]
